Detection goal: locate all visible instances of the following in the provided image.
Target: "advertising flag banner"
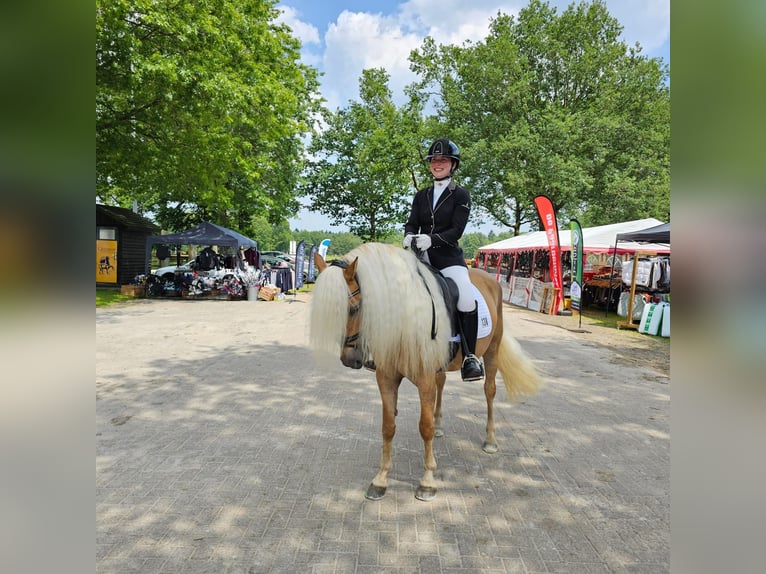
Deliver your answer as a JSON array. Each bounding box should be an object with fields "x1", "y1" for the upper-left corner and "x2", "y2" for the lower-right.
[
  {"x1": 533, "y1": 195, "x2": 563, "y2": 315},
  {"x1": 307, "y1": 244, "x2": 318, "y2": 283},
  {"x1": 570, "y1": 219, "x2": 584, "y2": 313},
  {"x1": 317, "y1": 239, "x2": 331, "y2": 260},
  {"x1": 294, "y1": 240, "x2": 306, "y2": 290}
]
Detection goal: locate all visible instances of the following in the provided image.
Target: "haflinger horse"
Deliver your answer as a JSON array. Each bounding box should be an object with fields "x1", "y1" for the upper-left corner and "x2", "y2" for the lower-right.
[{"x1": 309, "y1": 242, "x2": 540, "y2": 501}]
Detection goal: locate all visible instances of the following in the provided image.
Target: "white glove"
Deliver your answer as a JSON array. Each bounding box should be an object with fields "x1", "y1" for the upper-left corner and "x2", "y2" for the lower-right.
[
  {"x1": 403, "y1": 234, "x2": 414, "y2": 249},
  {"x1": 415, "y1": 234, "x2": 432, "y2": 251}
]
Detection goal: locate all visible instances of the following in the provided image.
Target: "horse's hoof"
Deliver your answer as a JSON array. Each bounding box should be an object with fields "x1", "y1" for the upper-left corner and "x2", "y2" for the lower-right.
[
  {"x1": 482, "y1": 441, "x2": 498, "y2": 454},
  {"x1": 415, "y1": 485, "x2": 437, "y2": 501},
  {"x1": 365, "y1": 484, "x2": 387, "y2": 500},
  {"x1": 434, "y1": 428, "x2": 444, "y2": 438}
]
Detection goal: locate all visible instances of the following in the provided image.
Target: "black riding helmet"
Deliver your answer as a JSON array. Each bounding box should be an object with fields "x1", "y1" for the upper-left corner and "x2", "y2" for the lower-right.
[{"x1": 425, "y1": 138, "x2": 460, "y2": 174}]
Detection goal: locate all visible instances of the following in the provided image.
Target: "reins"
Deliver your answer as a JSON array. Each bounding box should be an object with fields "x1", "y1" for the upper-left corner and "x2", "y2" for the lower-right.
[
  {"x1": 411, "y1": 247, "x2": 438, "y2": 340},
  {"x1": 414, "y1": 263, "x2": 438, "y2": 340}
]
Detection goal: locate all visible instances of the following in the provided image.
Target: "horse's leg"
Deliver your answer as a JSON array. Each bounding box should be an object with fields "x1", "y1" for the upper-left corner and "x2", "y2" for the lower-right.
[
  {"x1": 366, "y1": 373, "x2": 402, "y2": 500},
  {"x1": 433, "y1": 371, "x2": 446, "y2": 438},
  {"x1": 481, "y1": 340, "x2": 499, "y2": 454},
  {"x1": 415, "y1": 374, "x2": 438, "y2": 501}
]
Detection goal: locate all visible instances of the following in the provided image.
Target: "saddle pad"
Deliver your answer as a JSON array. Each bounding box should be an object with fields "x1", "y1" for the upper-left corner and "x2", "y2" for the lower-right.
[
  {"x1": 474, "y1": 284, "x2": 492, "y2": 339},
  {"x1": 446, "y1": 285, "x2": 492, "y2": 342}
]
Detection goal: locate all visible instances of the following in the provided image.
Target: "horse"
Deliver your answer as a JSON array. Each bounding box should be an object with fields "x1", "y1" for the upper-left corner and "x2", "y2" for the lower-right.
[{"x1": 309, "y1": 242, "x2": 541, "y2": 501}]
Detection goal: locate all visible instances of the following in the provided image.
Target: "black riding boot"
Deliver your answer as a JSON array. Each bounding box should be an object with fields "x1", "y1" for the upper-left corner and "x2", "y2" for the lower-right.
[{"x1": 458, "y1": 303, "x2": 484, "y2": 381}]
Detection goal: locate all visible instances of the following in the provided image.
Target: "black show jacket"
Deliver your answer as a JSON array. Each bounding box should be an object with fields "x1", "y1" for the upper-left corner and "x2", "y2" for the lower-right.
[{"x1": 404, "y1": 180, "x2": 470, "y2": 269}]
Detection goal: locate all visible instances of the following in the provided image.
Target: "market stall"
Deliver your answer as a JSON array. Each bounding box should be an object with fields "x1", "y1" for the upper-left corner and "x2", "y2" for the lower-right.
[
  {"x1": 478, "y1": 218, "x2": 671, "y2": 313},
  {"x1": 610, "y1": 222, "x2": 671, "y2": 333},
  {"x1": 142, "y1": 221, "x2": 262, "y2": 299}
]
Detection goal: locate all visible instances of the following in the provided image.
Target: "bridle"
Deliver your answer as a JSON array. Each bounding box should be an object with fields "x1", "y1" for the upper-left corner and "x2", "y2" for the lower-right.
[
  {"x1": 330, "y1": 259, "x2": 362, "y2": 350},
  {"x1": 332, "y1": 253, "x2": 439, "y2": 351}
]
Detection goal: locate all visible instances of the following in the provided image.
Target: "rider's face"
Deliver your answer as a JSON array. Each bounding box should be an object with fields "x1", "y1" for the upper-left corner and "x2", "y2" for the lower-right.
[{"x1": 429, "y1": 157, "x2": 452, "y2": 179}]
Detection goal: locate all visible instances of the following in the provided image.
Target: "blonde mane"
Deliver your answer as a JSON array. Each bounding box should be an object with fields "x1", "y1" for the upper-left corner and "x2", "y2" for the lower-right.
[{"x1": 309, "y1": 243, "x2": 452, "y2": 378}]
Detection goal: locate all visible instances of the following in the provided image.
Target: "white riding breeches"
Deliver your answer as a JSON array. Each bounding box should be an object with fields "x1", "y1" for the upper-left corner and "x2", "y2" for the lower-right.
[{"x1": 440, "y1": 265, "x2": 475, "y2": 312}]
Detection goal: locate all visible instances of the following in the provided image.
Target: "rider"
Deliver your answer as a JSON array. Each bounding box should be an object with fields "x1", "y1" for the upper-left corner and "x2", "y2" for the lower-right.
[{"x1": 402, "y1": 138, "x2": 484, "y2": 382}]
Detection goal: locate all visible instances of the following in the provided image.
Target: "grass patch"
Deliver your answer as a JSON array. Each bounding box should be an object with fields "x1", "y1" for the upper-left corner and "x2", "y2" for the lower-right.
[
  {"x1": 96, "y1": 289, "x2": 133, "y2": 307},
  {"x1": 579, "y1": 306, "x2": 669, "y2": 343},
  {"x1": 579, "y1": 307, "x2": 623, "y2": 329}
]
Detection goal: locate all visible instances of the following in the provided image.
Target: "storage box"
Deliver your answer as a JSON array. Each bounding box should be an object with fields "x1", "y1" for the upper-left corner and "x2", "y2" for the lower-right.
[
  {"x1": 617, "y1": 292, "x2": 646, "y2": 321},
  {"x1": 120, "y1": 285, "x2": 145, "y2": 297},
  {"x1": 257, "y1": 285, "x2": 280, "y2": 301},
  {"x1": 639, "y1": 302, "x2": 664, "y2": 335},
  {"x1": 660, "y1": 304, "x2": 670, "y2": 337}
]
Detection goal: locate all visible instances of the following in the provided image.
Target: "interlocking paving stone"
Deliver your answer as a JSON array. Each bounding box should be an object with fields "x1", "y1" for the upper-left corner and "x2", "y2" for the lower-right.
[{"x1": 97, "y1": 298, "x2": 669, "y2": 573}]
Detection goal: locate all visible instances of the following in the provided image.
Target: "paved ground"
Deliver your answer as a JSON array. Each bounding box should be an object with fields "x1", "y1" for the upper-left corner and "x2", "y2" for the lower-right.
[{"x1": 97, "y1": 294, "x2": 669, "y2": 573}]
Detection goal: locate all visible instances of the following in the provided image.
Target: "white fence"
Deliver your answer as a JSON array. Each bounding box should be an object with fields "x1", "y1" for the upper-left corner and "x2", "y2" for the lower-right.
[{"x1": 506, "y1": 276, "x2": 549, "y2": 312}]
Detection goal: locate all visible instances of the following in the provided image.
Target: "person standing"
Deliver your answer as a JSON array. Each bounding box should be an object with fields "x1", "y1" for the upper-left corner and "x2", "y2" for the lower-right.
[{"x1": 403, "y1": 138, "x2": 484, "y2": 381}]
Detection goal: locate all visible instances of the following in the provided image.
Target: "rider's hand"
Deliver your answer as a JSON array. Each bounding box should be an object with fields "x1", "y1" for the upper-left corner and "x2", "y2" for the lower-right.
[
  {"x1": 415, "y1": 234, "x2": 432, "y2": 251},
  {"x1": 403, "y1": 234, "x2": 414, "y2": 249}
]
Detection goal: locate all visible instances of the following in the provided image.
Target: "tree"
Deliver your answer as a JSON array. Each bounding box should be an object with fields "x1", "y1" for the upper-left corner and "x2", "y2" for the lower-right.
[
  {"x1": 407, "y1": 0, "x2": 669, "y2": 232},
  {"x1": 96, "y1": 0, "x2": 321, "y2": 234},
  {"x1": 301, "y1": 69, "x2": 425, "y2": 241}
]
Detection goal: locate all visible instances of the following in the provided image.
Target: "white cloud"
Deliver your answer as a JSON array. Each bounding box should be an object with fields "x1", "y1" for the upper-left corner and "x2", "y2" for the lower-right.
[
  {"x1": 399, "y1": 0, "x2": 519, "y2": 45},
  {"x1": 293, "y1": 0, "x2": 669, "y2": 111},
  {"x1": 605, "y1": 0, "x2": 670, "y2": 53},
  {"x1": 276, "y1": 6, "x2": 320, "y2": 46},
  {"x1": 317, "y1": 3, "x2": 525, "y2": 109},
  {"x1": 322, "y1": 11, "x2": 423, "y2": 110},
  {"x1": 284, "y1": 0, "x2": 669, "y2": 116},
  {"x1": 280, "y1": 1, "x2": 668, "y2": 231}
]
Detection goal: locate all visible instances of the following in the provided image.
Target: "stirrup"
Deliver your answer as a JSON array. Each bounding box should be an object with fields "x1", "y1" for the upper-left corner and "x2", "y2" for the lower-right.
[
  {"x1": 461, "y1": 354, "x2": 484, "y2": 381},
  {"x1": 364, "y1": 359, "x2": 376, "y2": 372}
]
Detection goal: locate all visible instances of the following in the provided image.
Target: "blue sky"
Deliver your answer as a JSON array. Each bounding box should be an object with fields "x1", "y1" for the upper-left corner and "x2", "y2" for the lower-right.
[{"x1": 277, "y1": 0, "x2": 670, "y2": 233}]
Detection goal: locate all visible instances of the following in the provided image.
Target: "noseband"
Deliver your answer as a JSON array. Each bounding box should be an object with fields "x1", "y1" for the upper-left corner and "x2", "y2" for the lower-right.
[{"x1": 330, "y1": 260, "x2": 361, "y2": 349}]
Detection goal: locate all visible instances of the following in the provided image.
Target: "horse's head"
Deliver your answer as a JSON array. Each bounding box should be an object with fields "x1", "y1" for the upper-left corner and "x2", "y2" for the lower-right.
[{"x1": 314, "y1": 253, "x2": 365, "y2": 369}]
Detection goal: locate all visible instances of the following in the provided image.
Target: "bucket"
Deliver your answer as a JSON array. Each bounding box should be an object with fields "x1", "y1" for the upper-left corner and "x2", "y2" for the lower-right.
[{"x1": 247, "y1": 285, "x2": 259, "y2": 301}]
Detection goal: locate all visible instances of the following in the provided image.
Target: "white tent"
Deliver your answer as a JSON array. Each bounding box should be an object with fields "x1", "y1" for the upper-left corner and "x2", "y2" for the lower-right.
[{"x1": 478, "y1": 218, "x2": 670, "y2": 256}]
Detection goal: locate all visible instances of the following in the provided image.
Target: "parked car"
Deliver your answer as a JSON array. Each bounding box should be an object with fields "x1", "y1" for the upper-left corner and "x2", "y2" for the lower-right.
[
  {"x1": 260, "y1": 251, "x2": 293, "y2": 265},
  {"x1": 260, "y1": 254, "x2": 292, "y2": 268},
  {"x1": 152, "y1": 260, "x2": 195, "y2": 281}
]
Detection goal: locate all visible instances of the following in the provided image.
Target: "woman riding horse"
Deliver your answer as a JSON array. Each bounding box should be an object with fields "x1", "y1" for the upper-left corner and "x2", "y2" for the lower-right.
[
  {"x1": 403, "y1": 138, "x2": 484, "y2": 382},
  {"x1": 310, "y1": 243, "x2": 541, "y2": 501}
]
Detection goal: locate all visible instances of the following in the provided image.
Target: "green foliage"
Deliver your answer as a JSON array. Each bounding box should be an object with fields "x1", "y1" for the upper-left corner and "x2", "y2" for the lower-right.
[
  {"x1": 459, "y1": 230, "x2": 514, "y2": 260},
  {"x1": 97, "y1": 0, "x2": 669, "y2": 244},
  {"x1": 285, "y1": 228, "x2": 504, "y2": 260},
  {"x1": 96, "y1": 0, "x2": 321, "y2": 234},
  {"x1": 96, "y1": 289, "x2": 132, "y2": 307},
  {"x1": 408, "y1": 0, "x2": 669, "y2": 230},
  {"x1": 285, "y1": 231, "x2": 362, "y2": 257},
  {"x1": 249, "y1": 216, "x2": 276, "y2": 250},
  {"x1": 301, "y1": 69, "x2": 426, "y2": 241}
]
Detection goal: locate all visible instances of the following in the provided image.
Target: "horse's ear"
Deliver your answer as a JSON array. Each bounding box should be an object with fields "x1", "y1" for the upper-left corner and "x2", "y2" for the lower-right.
[
  {"x1": 344, "y1": 257, "x2": 359, "y2": 281},
  {"x1": 314, "y1": 252, "x2": 327, "y2": 273}
]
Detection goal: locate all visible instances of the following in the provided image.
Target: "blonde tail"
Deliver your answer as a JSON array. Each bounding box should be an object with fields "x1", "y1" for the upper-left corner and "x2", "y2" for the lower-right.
[{"x1": 496, "y1": 331, "x2": 542, "y2": 402}]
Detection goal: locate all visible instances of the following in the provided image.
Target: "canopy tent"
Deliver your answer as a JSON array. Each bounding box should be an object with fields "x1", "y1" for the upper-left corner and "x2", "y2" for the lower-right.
[
  {"x1": 607, "y1": 221, "x2": 671, "y2": 322},
  {"x1": 144, "y1": 221, "x2": 258, "y2": 273},
  {"x1": 615, "y1": 221, "x2": 670, "y2": 244},
  {"x1": 478, "y1": 218, "x2": 670, "y2": 257}
]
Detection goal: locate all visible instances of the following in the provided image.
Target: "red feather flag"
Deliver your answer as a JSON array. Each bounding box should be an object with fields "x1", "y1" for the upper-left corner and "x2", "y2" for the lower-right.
[{"x1": 533, "y1": 195, "x2": 563, "y2": 315}]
